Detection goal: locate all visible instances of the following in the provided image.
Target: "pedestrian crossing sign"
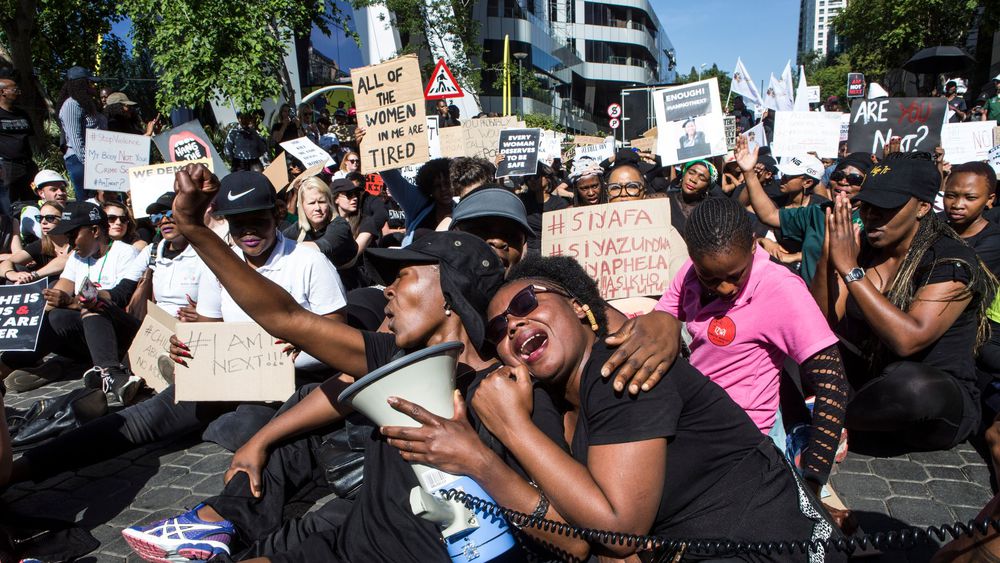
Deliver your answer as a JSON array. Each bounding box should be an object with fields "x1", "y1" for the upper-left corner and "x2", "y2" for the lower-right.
[{"x1": 424, "y1": 58, "x2": 464, "y2": 100}]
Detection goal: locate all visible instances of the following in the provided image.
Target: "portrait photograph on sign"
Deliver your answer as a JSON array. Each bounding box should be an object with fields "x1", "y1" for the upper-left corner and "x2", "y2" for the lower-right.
[{"x1": 653, "y1": 78, "x2": 726, "y2": 165}]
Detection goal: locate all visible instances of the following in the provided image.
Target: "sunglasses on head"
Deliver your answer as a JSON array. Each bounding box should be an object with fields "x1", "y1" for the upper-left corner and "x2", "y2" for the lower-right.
[
  {"x1": 830, "y1": 170, "x2": 865, "y2": 186},
  {"x1": 39, "y1": 214, "x2": 60, "y2": 223},
  {"x1": 486, "y1": 284, "x2": 572, "y2": 345},
  {"x1": 150, "y1": 210, "x2": 174, "y2": 223}
]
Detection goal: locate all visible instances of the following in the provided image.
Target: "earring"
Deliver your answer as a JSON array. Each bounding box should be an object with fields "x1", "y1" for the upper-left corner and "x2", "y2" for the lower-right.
[
  {"x1": 444, "y1": 305, "x2": 452, "y2": 317},
  {"x1": 581, "y1": 304, "x2": 599, "y2": 333}
]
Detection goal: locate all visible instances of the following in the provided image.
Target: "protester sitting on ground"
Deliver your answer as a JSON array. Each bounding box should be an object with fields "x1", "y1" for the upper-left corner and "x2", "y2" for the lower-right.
[
  {"x1": 280, "y1": 176, "x2": 357, "y2": 270},
  {"x1": 0, "y1": 201, "x2": 142, "y2": 401},
  {"x1": 813, "y1": 157, "x2": 994, "y2": 451},
  {"x1": 734, "y1": 152, "x2": 780, "y2": 207},
  {"x1": 378, "y1": 156, "x2": 453, "y2": 243},
  {"x1": 449, "y1": 156, "x2": 496, "y2": 199},
  {"x1": 103, "y1": 201, "x2": 148, "y2": 251},
  {"x1": 450, "y1": 187, "x2": 532, "y2": 270},
  {"x1": 384, "y1": 255, "x2": 843, "y2": 562},
  {"x1": 15, "y1": 169, "x2": 71, "y2": 253},
  {"x1": 668, "y1": 159, "x2": 716, "y2": 233},
  {"x1": 655, "y1": 196, "x2": 847, "y2": 493},
  {"x1": 328, "y1": 178, "x2": 379, "y2": 289},
  {"x1": 0, "y1": 201, "x2": 70, "y2": 284},
  {"x1": 520, "y1": 162, "x2": 570, "y2": 255},
  {"x1": 569, "y1": 164, "x2": 606, "y2": 206},
  {"x1": 224, "y1": 111, "x2": 268, "y2": 172},
  {"x1": 756, "y1": 154, "x2": 827, "y2": 270},
  {"x1": 1, "y1": 171, "x2": 347, "y2": 489},
  {"x1": 606, "y1": 163, "x2": 647, "y2": 204}
]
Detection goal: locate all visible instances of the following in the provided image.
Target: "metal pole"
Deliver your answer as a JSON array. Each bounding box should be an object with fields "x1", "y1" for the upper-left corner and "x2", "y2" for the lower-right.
[{"x1": 517, "y1": 58, "x2": 524, "y2": 115}]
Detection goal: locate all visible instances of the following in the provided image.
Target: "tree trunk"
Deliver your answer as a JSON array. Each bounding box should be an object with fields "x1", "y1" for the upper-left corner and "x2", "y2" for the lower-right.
[{"x1": 2, "y1": 0, "x2": 54, "y2": 154}]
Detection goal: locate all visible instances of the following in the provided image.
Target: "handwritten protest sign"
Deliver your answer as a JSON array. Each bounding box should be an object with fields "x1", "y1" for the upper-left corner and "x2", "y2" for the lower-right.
[
  {"x1": 427, "y1": 116, "x2": 441, "y2": 159},
  {"x1": 771, "y1": 111, "x2": 842, "y2": 158},
  {"x1": 654, "y1": 78, "x2": 727, "y2": 165},
  {"x1": 941, "y1": 121, "x2": 997, "y2": 164},
  {"x1": 438, "y1": 126, "x2": 465, "y2": 158},
  {"x1": 571, "y1": 137, "x2": 615, "y2": 175},
  {"x1": 847, "y1": 97, "x2": 947, "y2": 154},
  {"x1": 128, "y1": 158, "x2": 213, "y2": 219},
  {"x1": 496, "y1": 128, "x2": 540, "y2": 177},
  {"x1": 573, "y1": 135, "x2": 607, "y2": 145},
  {"x1": 352, "y1": 54, "x2": 428, "y2": 172},
  {"x1": 0, "y1": 279, "x2": 47, "y2": 352},
  {"x1": 84, "y1": 130, "x2": 150, "y2": 192},
  {"x1": 994, "y1": 126, "x2": 1000, "y2": 148},
  {"x1": 463, "y1": 116, "x2": 518, "y2": 160},
  {"x1": 153, "y1": 120, "x2": 229, "y2": 178},
  {"x1": 538, "y1": 130, "x2": 563, "y2": 165},
  {"x1": 263, "y1": 152, "x2": 288, "y2": 191},
  {"x1": 280, "y1": 137, "x2": 334, "y2": 168},
  {"x1": 174, "y1": 321, "x2": 294, "y2": 402},
  {"x1": 127, "y1": 302, "x2": 177, "y2": 393},
  {"x1": 630, "y1": 136, "x2": 657, "y2": 154},
  {"x1": 542, "y1": 199, "x2": 688, "y2": 300}
]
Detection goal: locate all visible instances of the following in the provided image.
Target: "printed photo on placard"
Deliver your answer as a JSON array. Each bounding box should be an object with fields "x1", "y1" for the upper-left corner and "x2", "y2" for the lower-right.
[{"x1": 654, "y1": 78, "x2": 726, "y2": 165}]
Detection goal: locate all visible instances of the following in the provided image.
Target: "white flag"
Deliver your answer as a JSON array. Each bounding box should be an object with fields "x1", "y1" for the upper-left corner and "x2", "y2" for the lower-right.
[
  {"x1": 764, "y1": 73, "x2": 781, "y2": 111},
  {"x1": 779, "y1": 61, "x2": 795, "y2": 111},
  {"x1": 731, "y1": 58, "x2": 763, "y2": 108},
  {"x1": 793, "y1": 65, "x2": 811, "y2": 111}
]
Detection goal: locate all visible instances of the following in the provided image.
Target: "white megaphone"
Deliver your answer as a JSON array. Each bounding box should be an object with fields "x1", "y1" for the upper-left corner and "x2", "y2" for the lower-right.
[{"x1": 338, "y1": 341, "x2": 516, "y2": 563}]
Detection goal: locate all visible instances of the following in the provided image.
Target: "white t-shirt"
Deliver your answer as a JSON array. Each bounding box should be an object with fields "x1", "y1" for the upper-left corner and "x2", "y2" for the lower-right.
[
  {"x1": 196, "y1": 232, "x2": 347, "y2": 322},
  {"x1": 124, "y1": 240, "x2": 213, "y2": 317},
  {"x1": 60, "y1": 240, "x2": 140, "y2": 294}
]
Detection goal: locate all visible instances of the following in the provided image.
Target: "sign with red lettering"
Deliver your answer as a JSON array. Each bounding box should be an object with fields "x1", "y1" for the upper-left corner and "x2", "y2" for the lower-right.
[
  {"x1": 541, "y1": 199, "x2": 688, "y2": 300},
  {"x1": 424, "y1": 58, "x2": 463, "y2": 100},
  {"x1": 152, "y1": 120, "x2": 230, "y2": 178},
  {"x1": 847, "y1": 97, "x2": 947, "y2": 155},
  {"x1": 0, "y1": 279, "x2": 47, "y2": 352},
  {"x1": 846, "y1": 73, "x2": 865, "y2": 98},
  {"x1": 365, "y1": 173, "x2": 384, "y2": 196}
]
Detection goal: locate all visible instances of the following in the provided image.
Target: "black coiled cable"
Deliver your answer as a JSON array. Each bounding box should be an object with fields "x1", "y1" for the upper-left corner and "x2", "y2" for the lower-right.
[{"x1": 440, "y1": 488, "x2": 1000, "y2": 556}]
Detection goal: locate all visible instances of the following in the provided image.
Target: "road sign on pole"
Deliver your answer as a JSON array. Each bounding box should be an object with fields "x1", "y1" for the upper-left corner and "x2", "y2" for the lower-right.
[
  {"x1": 609, "y1": 117, "x2": 620, "y2": 130},
  {"x1": 425, "y1": 59, "x2": 464, "y2": 100},
  {"x1": 607, "y1": 103, "x2": 622, "y2": 119}
]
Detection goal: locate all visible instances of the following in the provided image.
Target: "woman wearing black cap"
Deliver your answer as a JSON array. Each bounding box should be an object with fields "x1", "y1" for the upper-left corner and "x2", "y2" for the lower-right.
[{"x1": 816, "y1": 156, "x2": 995, "y2": 451}]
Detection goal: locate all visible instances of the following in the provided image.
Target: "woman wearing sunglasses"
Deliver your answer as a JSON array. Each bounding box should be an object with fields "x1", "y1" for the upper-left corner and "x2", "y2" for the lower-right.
[
  {"x1": 385, "y1": 255, "x2": 842, "y2": 562},
  {"x1": 103, "y1": 200, "x2": 149, "y2": 251},
  {"x1": 0, "y1": 201, "x2": 71, "y2": 285},
  {"x1": 333, "y1": 150, "x2": 361, "y2": 179}
]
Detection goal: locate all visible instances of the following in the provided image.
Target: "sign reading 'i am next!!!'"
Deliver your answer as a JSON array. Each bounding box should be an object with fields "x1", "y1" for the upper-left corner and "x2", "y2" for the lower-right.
[{"x1": 351, "y1": 54, "x2": 429, "y2": 173}]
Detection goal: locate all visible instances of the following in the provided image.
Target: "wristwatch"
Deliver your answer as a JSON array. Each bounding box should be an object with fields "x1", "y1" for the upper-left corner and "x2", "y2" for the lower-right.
[{"x1": 843, "y1": 267, "x2": 866, "y2": 284}]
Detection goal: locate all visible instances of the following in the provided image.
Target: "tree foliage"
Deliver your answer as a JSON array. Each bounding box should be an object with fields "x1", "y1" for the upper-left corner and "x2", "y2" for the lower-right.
[
  {"x1": 832, "y1": 0, "x2": 981, "y2": 79},
  {"x1": 800, "y1": 51, "x2": 852, "y2": 101},
  {"x1": 678, "y1": 63, "x2": 731, "y2": 105}
]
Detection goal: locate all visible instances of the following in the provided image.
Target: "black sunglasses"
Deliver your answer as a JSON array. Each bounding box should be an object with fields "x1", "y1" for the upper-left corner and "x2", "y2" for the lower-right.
[
  {"x1": 830, "y1": 170, "x2": 865, "y2": 186},
  {"x1": 150, "y1": 210, "x2": 174, "y2": 223},
  {"x1": 39, "y1": 214, "x2": 60, "y2": 223},
  {"x1": 486, "y1": 284, "x2": 572, "y2": 345}
]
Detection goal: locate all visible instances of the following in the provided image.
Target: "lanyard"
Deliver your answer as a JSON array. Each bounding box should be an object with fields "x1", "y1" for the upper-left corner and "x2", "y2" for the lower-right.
[{"x1": 87, "y1": 241, "x2": 114, "y2": 288}]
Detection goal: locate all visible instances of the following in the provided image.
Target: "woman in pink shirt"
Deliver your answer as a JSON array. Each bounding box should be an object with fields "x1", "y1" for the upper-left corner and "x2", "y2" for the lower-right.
[{"x1": 656, "y1": 197, "x2": 848, "y2": 493}]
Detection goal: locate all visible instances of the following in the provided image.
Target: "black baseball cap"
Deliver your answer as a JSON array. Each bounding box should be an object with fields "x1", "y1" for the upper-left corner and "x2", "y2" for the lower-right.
[
  {"x1": 146, "y1": 192, "x2": 175, "y2": 215},
  {"x1": 853, "y1": 159, "x2": 940, "y2": 209},
  {"x1": 366, "y1": 232, "x2": 506, "y2": 349},
  {"x1": 450, "y1": 187, "x2": 532, "y2": 236},
  {"x1": 66, "y1": 66, "x2": 97, "y2": 81},
  {"x1": 758, "y1": 154, "x2": 779, "y2": 174},
  {"x1": 331, "y1": 178, "x2": 359, "y2": 194},
  {"x1": 213, "y1": 171, "x2": 276, "y2": 216},
  {"x1": 50, "y1": 201, "x2": 106, "y2": 235}
]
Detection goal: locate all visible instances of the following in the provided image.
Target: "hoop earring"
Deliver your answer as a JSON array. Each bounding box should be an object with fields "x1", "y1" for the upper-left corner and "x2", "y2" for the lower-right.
[{"x1": 581, "y1": 304, "x2": 599, "y2": 333}]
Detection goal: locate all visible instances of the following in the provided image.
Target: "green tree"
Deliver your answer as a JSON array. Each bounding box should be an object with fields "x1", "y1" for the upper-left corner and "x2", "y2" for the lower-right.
[
  {"x1": 678, "y1": 63, "x2": 731, "y2": 104},
  {"x1": 800, "y1": 51, "x2": 852, "y2": 101},
  {"x1": 832, "y1": 0, "x2": 980, "y2": 80}
]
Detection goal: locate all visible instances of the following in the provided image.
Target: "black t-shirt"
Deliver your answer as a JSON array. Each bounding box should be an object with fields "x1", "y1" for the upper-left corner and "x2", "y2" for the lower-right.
[
  {"x1": 567, "y1": 341, "x2": 769, "y2": 536},
  {"x1": 270, "y1": 122, "x2": 301, "y2": 145},
  {"x1": 385, "y1": 198, "x2": 407, "y2": 230},
  {"x1": 842, "y1": 236, "x2": 982, "y2": 398},
  {"x1": 983, "y1": 206, "x2": 1000, "y2": 225},
  {"x1": 520, "y1": 192, "x2": 570, "y2": 253},
  {"x1": 23, "y1": 240, "x2": 61, "y2": 284},
  {"x1": 964, "y1": 221, "x2": 1000, "y2": 278},
  {"x1": 0, "y1": 106, "x2": 33, "y2": 161}
]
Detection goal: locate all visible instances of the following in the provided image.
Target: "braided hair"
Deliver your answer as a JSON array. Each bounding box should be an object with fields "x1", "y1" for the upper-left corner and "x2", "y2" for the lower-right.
[
  {"x1": 682, "y1": 197, "x2": 754, "y2": 258},
  {"x1": 506, "y1": 255, "x2": 609, "y2": 338}
]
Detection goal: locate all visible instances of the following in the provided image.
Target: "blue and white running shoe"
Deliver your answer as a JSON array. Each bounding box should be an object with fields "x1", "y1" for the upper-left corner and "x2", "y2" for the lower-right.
[{"x1": 122, "y1": 504, "x2": 233, "y2": 562}]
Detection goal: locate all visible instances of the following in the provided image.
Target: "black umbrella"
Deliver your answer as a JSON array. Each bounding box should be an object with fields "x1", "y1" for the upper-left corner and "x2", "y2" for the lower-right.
[{"x1": 903, "y1": 46, "x2": 975, "y2": 74}]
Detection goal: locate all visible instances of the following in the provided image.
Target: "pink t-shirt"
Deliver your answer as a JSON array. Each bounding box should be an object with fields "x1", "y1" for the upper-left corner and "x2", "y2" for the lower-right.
[{"x1": 655, "y1": 247, "x2": 838, "y2": 433}]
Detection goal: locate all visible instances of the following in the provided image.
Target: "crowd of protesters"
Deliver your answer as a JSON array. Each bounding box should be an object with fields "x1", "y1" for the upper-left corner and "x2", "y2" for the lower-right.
[{"x1": 1, "y1": 62, "x2": 1000, "y2": 563}]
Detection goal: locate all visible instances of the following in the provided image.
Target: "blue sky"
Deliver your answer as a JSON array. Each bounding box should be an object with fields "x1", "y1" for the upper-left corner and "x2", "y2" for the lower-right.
[{"x1": 652, "y1": 0, "x2": 801, "y2": 85}]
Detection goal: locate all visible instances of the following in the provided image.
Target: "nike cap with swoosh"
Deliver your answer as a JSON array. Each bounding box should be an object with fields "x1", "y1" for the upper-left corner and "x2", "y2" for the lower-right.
[{"x1": 213, "y1": 171, "x2": 277, "y2": 216}]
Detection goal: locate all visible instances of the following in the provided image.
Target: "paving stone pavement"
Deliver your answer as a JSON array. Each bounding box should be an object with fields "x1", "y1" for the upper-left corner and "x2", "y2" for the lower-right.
[{"x1": 2, "y1": 377, "x2": 997, "y2": 562}]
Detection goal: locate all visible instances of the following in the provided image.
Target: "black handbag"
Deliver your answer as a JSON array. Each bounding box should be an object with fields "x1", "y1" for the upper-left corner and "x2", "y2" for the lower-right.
[
  {"x1": 0, "y1": 503, "x2": 100, "y2": 563},
  {"x1": 312, "y1": 414, "x2": 372, "y2": 499},
  {"x1": 7, "y1": 388, "x2": 108, "y2": 452}
]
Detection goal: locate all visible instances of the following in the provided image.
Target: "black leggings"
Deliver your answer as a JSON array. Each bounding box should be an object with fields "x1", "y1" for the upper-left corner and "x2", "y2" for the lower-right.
[
  {"x1": 0, "y1": 306, "x2": 139, "y2": 370},
  {"x1": 845, "y1": 360, "x2": 976, "y2": 451}
]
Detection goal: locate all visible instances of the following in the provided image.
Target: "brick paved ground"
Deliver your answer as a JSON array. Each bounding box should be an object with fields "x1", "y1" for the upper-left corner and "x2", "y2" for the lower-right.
[{"x1": 2, "y1": 377, "x2": 997, "y2": 562}]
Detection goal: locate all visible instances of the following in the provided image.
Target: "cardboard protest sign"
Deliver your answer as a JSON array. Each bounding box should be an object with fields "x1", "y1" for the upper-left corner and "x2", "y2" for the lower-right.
[
  {"x1": 352, "y1": 54, "x2": 429, "y2": 172},
  {"x1": 153, "y1": 120, "x2": 229, "y2": 178},
  {"x1": 994, "y1": 126, "x2": 1000, "y2": 148},
  {"x1": 127, "y1": 302, "x2": 177, "y2": 393},
  {"x1": 630, "y1": 136, "x2": 657, "y2": 154},
  {"x1": 128, "y1": 158, "x2": 213, "y2": 219},
  {"x1": 263, "y1": 152, "x2": 288, "y2": 191},
  {"x1": 571, "y1": 137, "x2": 615, "y2": 175},
  {"x1": 741, "y1": 122, "x2": 768, "y2": 152},
  {"x1": 280, "y1": 137, "x2": 334, "y2": 168},
  {"x1": 653, "y1": 78, "x2": 727, "y2": 165},
  {"x1": 541, "y1": 199, "x2": 688, "y2": 300},
  {"x1": 84, "y1": 130, "x2": 151, "y2": 192},
  {"x1": 426, "y1": 116, "x2": 441, "y2": 159},
  {"x1": 174, "y1": 321, "x2": 295, "y2": 402},
  {"x1": 438, "y1": 126, "x2": 465, "y2": 158},
  {"x1": 496, "y1": 128, "x2": 541, "y2": 177},
  {"x1": 771, "y1": 111, "x2": 842, "y2": 158},
  {"x1": 847, "y1": 97, "x2": 947, "y2": 154},
  {"x1": 462, "y1": 116, "x2": 518, "y2": 160},
  {"x1": 941, "y1": 121, "x2": 996, "y2": 164},
  {"x1": 573, "y1": 134, "x2": 607, "y2": 145},
  {"x1": 0, "y1": 279, "x2": 47, "y2": 352},
  {"x1": 724, "y1": 115, "x2": 737, "y2": 151}
]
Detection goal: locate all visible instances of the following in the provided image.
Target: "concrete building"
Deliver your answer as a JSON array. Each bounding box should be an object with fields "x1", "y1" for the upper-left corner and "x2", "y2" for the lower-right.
[
  {"x1": 797, "y1": 0, "x2": 847, "y2": 58},
  {"x1": 473, "y1": 0, "x2": 676, "y2": 133}
]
